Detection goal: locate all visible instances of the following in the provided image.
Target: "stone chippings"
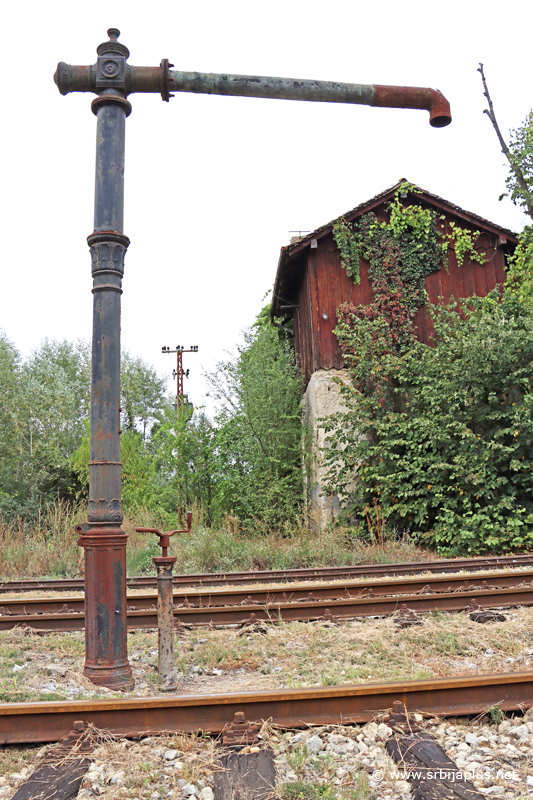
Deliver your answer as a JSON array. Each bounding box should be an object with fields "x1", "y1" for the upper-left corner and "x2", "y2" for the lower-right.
[
  {"x1": 274, "y1": 711, "x2": 533, "y2": 798},
  {"x1": 2, "y1": 712, "x2": 533, "y2": 799}
]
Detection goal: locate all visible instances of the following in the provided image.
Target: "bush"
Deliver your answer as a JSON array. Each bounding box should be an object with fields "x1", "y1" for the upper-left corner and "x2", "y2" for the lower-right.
[{"x1": 324, "y1": 291, "x2": 533, "y2": 555}]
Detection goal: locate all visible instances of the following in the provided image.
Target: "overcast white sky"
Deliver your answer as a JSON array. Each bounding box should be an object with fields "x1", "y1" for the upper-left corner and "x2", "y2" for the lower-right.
[{"x1": 2, "y1": 0, "x2": 532, "y2": 414}]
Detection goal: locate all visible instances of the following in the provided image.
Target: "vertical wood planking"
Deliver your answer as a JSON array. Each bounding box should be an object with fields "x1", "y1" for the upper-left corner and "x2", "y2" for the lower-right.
[
  {"x1": 494, "y1": 246, "x2": 507, "y2": 286},
  {"x1": 317, "y1": 248, "x2": 334, "y2": 369},
  {"x1": 290, "y1": 204, "x2": 515, "y2": 387},
  {"x1": 309, "y1": 250, "x2": 321, "y2": 375},
  {"x1": 461, "y1": 256, "x2": 477, "y2": 301}
]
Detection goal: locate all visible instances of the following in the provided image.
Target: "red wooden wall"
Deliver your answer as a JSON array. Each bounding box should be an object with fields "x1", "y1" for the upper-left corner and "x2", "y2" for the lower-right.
[{"x1": 294, "y1": 211, "x2": 508, "y2": 387}]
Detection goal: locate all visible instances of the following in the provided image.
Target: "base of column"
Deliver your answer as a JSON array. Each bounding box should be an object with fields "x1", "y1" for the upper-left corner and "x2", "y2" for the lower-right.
[
  {"x1": 83, "y1": 663, "x2": 134, "y2": 691},
  {"x1": 159, "y1": 683, "x2": 178, "y2": 693},
  {"x1": 77, "y1": 524, "x2": 133, "y2": 692}
]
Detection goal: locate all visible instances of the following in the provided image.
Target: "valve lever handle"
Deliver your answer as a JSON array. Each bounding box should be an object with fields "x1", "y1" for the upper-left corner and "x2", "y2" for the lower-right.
[{"x1": 135, "y1": 513, "x2": 192, "y2": 557}]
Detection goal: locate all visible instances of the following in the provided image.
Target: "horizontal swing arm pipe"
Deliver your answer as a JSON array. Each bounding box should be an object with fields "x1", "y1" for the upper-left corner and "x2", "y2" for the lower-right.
[
  {"x1": 54, "y1": 63, "x2": 451, "y2": 127},
  {"x1": 167, "y1": 71, "x2": 452, "y2": 127}
]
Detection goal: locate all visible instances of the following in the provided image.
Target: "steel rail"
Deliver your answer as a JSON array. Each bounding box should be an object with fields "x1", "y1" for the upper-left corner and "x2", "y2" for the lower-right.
[
  {"x1": 2, "y1": 584, "x2": 533, "y2": 632},
  {"x1": 2, "y1": 568, "x2": 533, "y2": 617},
  {"x1": 3, "y1": 554, "x2": 533, "y2": 594},
  {"x1": 1, "y1": 671, "x2": 532, "y2": 745}
]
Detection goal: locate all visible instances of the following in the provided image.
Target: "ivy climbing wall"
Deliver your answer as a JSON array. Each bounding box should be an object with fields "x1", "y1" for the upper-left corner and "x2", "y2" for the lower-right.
[{"x1": 282, "y1": 188, "x2": 513, "y2": 388}]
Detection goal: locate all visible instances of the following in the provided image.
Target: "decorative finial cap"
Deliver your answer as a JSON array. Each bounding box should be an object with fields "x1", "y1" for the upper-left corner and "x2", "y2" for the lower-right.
[{"x1": 97, "y1": 28, "x2": 129, "y2": 58}]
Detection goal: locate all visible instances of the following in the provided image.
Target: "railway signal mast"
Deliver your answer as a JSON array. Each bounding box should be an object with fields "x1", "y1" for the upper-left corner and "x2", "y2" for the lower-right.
[
  {"x1": 162, "y1": 345, "x2": 199, "y2": 414},
  {"x1": 54, "y1": 28, "x2": 451, "y2": 690}
]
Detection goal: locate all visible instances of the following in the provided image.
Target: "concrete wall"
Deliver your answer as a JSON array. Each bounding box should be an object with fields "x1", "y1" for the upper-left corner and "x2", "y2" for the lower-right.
[{"x1": 303, "y1": 368, "x2": 356, "y2": 530}]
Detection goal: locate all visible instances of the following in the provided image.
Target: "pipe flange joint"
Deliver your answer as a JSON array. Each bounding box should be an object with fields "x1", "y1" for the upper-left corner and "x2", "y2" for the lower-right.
[
  {"x1": 87, "y1": 231, "x2": 130, "y2": 248},
  {"x1": 91, "y1": 93, "x2": 132, "y2": 117},
  {"x1": 160, "y1": 59, "x2": 175, "y2": 102}
]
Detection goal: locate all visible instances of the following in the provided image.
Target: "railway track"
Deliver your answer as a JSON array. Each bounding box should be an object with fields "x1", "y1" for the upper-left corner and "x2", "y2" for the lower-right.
[
  {"x1": 2, "y1": 553, "x2": 533, "y2": 593},
  {"x1": 2, "y1": 580, "x2": 533, "y2": 631},
  {"x1": 1, "y1": 567, "x2": 533, "y2": 616},
  {"x1": 2, "y1": 670, "x2": 533, "y2": 744}
]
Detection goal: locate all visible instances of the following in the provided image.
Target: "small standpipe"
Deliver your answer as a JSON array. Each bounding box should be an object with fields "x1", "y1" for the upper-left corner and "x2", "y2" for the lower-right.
[{"x1": 136, "y1": 513, "x2": 192, "y2": 692}]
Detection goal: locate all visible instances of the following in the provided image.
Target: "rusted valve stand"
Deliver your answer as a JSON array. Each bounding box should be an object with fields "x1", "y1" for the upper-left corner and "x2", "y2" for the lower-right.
[
  {"x1": 136, "y1": 513, "x2": 192, "y2": 692},
  {"x1": 55, "y1": 28, "x2": 450, "y2": 691}
]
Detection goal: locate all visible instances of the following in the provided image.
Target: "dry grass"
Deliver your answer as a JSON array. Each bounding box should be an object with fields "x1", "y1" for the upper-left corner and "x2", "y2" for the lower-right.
[
  {"x1": 0, "y1": 501, "x2": 86, "y2": 579},
  {"x1": 0, "y1": 728, "x2": 221, "y2": 798},
  {"x1": 0, "y1": 725, "x2": 375, "y2": 799},
  {"x1": 1, "y1": 606, "x2": 533, "y2": 704},
  {"x1": 0, "y1": 500, "x2": 433, "y2": 581}
]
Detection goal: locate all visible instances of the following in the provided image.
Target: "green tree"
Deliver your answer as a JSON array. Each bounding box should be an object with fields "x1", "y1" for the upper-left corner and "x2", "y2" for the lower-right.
[
  {"x1": 206, "y1": 310, "x2": 303, "y2": 531},
  {"x1": 503, "y1": 112, "x2": 533, "y2": 218},
  {"x1": 479, "y1": 64, "x2": 533, "y2": 221},
  {"x1": 152, "y1": 404, "x2": 218, "y2": 524},
  {"x1": 0, "y1": 332, "x2": 24, "y2": 507},
  {"x1": 479, "y1": 65, "x2": 533, "y2": 300},
  {"x1": 17, "y1": 339, "x2": 90, "y2": 504},
  {"x1": 121, "y1": 351, "x2": 167, "y2": 440}
]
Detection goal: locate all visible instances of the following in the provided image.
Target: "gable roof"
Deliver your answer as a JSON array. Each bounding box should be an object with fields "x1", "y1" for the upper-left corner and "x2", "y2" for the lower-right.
[{"x1": 271, "y1": 179, "x2": 519, "y2": 317}]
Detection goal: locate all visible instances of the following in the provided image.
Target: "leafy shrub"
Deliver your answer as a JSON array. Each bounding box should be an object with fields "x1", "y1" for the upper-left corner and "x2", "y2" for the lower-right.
[{"x1": 324, "y1": 291, "x2": 533, "y2": 555}]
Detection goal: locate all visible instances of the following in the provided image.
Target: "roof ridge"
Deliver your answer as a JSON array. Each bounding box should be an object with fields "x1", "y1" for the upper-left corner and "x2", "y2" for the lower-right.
[{"x1": 285, "y1": 179, "x2": 518, "y2": 254}]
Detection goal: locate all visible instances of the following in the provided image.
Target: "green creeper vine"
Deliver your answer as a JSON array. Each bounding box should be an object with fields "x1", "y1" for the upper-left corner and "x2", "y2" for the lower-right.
[
  {"x1": 330, "y1": 183, "x2": 488, "y2": 395},
  {"x1": 333, "y1": 183, "x2": 485, "y2": 296},
  {"x1": 332, "y1": 183, "x2": 446, "y2": 322},
  {"x1": 448, "y1": 221, "x2": 486, "y2": 267},
  {"x1": 332, "y1": 217, "x2": 361, "y2": 283},
  {"x1": 506, "y1": 226, "x2": 533, "y2": 304}
]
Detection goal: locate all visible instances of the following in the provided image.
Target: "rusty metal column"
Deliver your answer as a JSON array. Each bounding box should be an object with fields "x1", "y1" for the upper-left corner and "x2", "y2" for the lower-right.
[
  {"x1": 153, "y1": 557, "x2": 178, "y2": 692},
  {"x1": 76, "y1": 29, "x2": 133, "y2": 691}
]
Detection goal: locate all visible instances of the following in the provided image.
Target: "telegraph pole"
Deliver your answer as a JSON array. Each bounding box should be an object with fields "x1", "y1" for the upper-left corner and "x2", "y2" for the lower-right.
[
  {"x1": 162, "y1": 345, "x2": 198, "y2": 413},
  {"x1": 55, "y1": 28, "x2": 451, "y2": 690}
]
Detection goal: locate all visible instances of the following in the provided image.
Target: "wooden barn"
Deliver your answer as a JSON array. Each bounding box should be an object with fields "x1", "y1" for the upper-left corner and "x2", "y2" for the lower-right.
[{"x1": 271, "y1": 179, "x2": 519, "y2": 526}]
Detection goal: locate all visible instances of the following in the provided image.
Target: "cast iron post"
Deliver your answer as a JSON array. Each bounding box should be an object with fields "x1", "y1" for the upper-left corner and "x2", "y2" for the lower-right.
[
  {"x1": 55, "y1": 28, "x2": 451, "y2": 691},
  {"x1": 73, "y1": 29, "x2": 133, "y2": 690}
]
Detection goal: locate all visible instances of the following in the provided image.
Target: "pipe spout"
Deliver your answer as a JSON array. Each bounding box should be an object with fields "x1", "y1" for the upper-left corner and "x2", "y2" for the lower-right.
[
  {"x1": 167, "y1": 71, "x2": 451, "y2": 127},
  {"x1": 373, "y1": 85, "x2": 451, "y2": 127}
]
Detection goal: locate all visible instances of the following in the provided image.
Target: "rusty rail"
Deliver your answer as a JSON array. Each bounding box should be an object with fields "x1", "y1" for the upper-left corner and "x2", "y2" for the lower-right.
[
  {"x1": 2, "y1": 583, "x2": 533, "y2": 632},
  {"x1": 1, "y1": 670, "x2": 532, "y2": 745},
  {"x1": 3, "y1": 553, "x2": 533, "y2": 594},
  {"x1": 2, "y1": 568, "x2": 533, "y2": 617}
]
